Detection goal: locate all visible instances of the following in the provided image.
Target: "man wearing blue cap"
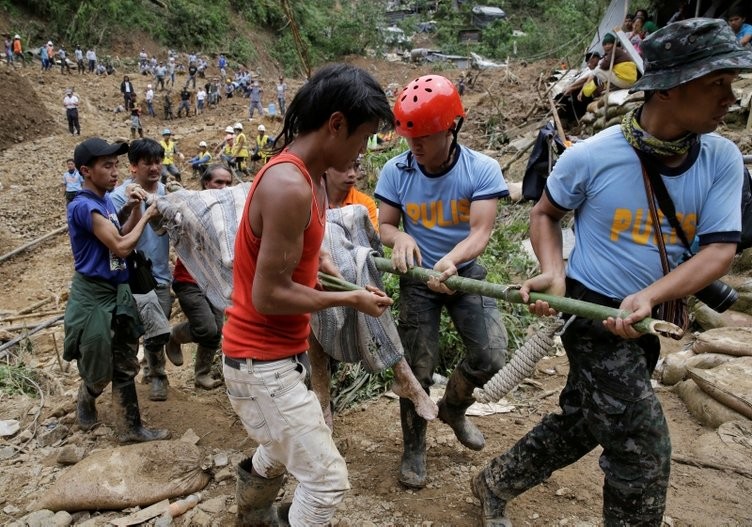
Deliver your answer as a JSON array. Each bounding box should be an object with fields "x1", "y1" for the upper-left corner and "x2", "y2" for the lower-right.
[
  {"x1": 64, "y1": 137, "x2": 170, "y2": 443},
  {"x1": 473, "y1": 18, "x2": 752, "y2": 526}
]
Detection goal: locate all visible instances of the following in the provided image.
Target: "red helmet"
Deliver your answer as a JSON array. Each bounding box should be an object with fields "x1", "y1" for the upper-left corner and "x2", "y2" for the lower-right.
[{"x1": 393, "y1": 75, "x2": 465, "y2": 138}]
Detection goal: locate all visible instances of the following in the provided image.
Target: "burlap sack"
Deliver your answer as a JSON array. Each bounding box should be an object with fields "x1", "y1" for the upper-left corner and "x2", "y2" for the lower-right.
[
  {"x1": 673, "y1": 379, "x2": 748, "y2": 429},
  {"x1": 661, "y1": 349, "x2": 735, "y2": 386},
  {"x1": 35, "y1": 440, "x2": 210, "y2": 512},
  {"x1": 688, "y1": 357, "x2": 752, "y2": 420},
  {"x1": 692, "y1": 327, "x2": 752, "y2": 356}
]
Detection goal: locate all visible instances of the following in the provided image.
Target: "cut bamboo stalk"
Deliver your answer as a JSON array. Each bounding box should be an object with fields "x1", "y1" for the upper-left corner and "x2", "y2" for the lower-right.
[{"x1": 370, "y1": 257, "x2": 682, "y2": 338}]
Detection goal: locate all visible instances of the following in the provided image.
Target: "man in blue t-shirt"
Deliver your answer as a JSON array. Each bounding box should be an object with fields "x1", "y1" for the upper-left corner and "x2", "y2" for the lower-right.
[
  {"x1": 62, "y1": 158, "x2": 84, "y2": 203},
  {"x1": 728, "y1": 8, "x2": 752, "y2": 46},
  {"x1": 474, "y1": 19, "x2": 752, "y2": 526},
  {"x1": 375, "y1": 74, "x2": 509, "y2": 490},
  {"x1": 110, "y1": 138, "x2": 175, "y2": 402},
  {"x1": 64, "y1": 137, "x2": 170, "y2": 443}
]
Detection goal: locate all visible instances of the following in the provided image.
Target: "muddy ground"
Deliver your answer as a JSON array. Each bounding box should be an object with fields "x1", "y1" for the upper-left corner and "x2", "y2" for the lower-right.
[{"x1": 0, "y1": 53, "x2": 751, "y2": 527}]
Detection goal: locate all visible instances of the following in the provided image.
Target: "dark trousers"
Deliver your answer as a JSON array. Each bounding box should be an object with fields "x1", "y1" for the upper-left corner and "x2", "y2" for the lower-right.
[
  {"x1": 397, "y1": 262, "x2": 508, "y2": 389},
  {"x1": 172, "y1": 281, "x2": 224, "y2": 349},
  {"x1": 66, "y1": 108, "x2": 80, "y2": 135},
  {"x1": 481, "y1": 281, "x2": 670, "y2": 526}
]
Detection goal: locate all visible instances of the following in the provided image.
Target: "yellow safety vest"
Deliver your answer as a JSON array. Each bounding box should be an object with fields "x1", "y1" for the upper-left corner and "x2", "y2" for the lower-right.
[
  {"x1": 160, "y1": 139, "x2": 176, "y2": 165},
  {"x1": 232, "y1": 132, "x2": 249, "y2": 159}
]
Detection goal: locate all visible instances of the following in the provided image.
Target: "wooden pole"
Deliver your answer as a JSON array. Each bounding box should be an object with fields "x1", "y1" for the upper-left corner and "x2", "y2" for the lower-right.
[
  {"x1": 548, "y1": 96, "x2": 567, "y2": 145},
  {"x1": 14, "y1": 296, "x2": 55, "y2": 316},
  {"x1": 368, "y1": 257, "x2": 682, "y2": 338},
  {"x1": 0, "y1": 314, "x2": 65, "y2": 359},
  {"x1": 0, "y1": 225, "x2": 68, "y2": 264}
]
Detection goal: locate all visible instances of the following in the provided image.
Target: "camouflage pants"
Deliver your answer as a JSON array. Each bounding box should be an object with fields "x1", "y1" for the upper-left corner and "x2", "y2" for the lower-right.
[
  {"x1": 397, "y1": 262, "x2": 508, "y2": 389},
  {"x1": 480, "y1": 315, "x2": 671, "y2": 526}
]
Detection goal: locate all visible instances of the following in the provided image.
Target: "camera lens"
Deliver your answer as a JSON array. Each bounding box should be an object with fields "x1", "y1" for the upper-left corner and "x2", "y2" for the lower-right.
[{"x1": 694, "y1": 280, "x2": 739, "y2": 313}]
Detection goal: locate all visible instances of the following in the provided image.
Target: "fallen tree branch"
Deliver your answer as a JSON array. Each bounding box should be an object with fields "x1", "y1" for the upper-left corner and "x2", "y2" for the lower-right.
[
  {"x1": 501, "y1": 138, "x2": 535, "y2": 173},
  {"x1": 0, "y1": 309, "x2": 63, "y2": 323}
]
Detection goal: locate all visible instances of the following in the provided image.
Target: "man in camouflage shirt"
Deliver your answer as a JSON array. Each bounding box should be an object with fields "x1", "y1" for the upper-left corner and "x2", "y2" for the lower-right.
[{"x1": 473, "y1": 18, "x2": 752, "y2": 526}]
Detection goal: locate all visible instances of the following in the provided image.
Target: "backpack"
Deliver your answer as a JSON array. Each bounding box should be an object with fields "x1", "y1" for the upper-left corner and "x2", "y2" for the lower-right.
[{"x1": 521, "y1": 122, "x2": 566, "y2": 201}]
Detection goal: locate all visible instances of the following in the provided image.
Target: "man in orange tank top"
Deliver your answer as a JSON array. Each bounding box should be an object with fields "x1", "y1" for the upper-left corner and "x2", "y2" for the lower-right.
[{"x1": 222, "y1": 63, "x2": 394, "y2": 527}]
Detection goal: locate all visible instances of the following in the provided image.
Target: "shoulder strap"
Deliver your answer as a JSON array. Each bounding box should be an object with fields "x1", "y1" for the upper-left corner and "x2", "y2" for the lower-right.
[{"x1": 634, "y1": 149, "x2": 693, "y2": 252}]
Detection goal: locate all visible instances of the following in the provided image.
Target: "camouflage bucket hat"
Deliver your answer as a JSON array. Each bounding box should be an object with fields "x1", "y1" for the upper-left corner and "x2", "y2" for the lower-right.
[{"x1": 630, "y1": 17, "x2": 752, "y2": 93}]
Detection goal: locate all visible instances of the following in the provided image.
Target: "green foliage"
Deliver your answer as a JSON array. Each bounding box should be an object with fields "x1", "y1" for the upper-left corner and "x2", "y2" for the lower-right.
[{"x1": 0, "y1": 363, "x2": 39, "y2": 397}]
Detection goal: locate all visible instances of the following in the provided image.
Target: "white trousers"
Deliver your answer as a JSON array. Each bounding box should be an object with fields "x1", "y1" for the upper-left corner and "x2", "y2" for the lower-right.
[{"x1": 224, "y1": 354, "x2": 349, "y2": 526}]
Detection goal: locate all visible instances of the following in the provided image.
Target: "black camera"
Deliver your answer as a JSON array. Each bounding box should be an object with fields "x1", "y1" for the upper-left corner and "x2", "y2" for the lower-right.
[{"x1": 694, "y1": 279, "x2": 738, "y2": 313}]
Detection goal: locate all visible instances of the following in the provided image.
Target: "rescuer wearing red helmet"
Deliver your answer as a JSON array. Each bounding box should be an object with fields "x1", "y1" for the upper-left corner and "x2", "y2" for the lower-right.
[{"x1": 374, "y1": 74, "x2": 511, "y2": 489}]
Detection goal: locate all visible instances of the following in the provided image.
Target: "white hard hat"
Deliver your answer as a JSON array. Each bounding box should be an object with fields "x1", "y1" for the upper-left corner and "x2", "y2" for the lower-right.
[
  {"x1": 225, "y1": 125, "x2": 235, "y2": 134},
  {"x1": 14, "y1": 34, "x2": 20, "y2": 39},
  {"x1": 47, "y1": 41, "x2": 53, "y2": 46},
  {"x1": 147, "y1": 84, "x2": 152, "y2": 89},
  {"x1": 199, "y1": 141, "x2": 207, "y2": 147},
  {"x1": 233, "y1": 122, "x2": 243, "y2": 130},
  {"x1": 257, "y1": 124, "x2": 266, "y2": 132}
]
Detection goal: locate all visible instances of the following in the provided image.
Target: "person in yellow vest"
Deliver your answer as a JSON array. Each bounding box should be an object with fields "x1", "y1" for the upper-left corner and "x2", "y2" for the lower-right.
[
  {"x1": 251, "y1": 124, "x2": 271, "y2": 166},
  {"x1": 230, "y1": 122, "x2": 249, "y2": 174},
  {"x1": 159, "y1": 128, "x2": 184, "y2": 183}
]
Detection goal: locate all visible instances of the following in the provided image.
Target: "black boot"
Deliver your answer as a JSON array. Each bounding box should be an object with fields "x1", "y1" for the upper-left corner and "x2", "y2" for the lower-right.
[
  {"x1": 438, "y1": 369, "x2": 485, "y2": 451},
  {"x1": 236, "y1": 457, "x2": 286, "y2": 526},
  {"x1": 114, "y1": 382, "x2": 171, "y2": 443},
  {"x1": 195, "y1": 345, "x2": 222, "y2": 389},
  {"x1": 165, "y1": 322, "x2": 191, "y2": 366},
  {"x1": 471, "y1": 471, "x2": 513, "y2": 527},
  {"x1": 399, "y1": 397, "x2": 427, "y2": 489},
  {"x1": 144, "y1": 347, "x2": 169, "y2": 401},
  {"x1": 76, "y1": 383, "x2": 99, "y2": 431}
]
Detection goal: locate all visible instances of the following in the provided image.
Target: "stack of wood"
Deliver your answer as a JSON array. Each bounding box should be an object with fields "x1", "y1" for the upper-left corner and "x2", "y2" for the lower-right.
[
  {"x1": 661, "y1": 327, "x2": 752, "y2": 428},
  {"x1": 579, "y1": 89, "x2": 644, "y2": 132}
]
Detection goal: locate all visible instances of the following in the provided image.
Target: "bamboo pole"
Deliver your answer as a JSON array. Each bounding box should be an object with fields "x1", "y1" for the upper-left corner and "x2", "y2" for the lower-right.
[
  {"x1": 0, "y1": 314, "x2": 65, "y2": 358},
  {"x1": 0, "y1": 309, "x2": 64, "y2": 323},
  {"x1": 14, "y1": 296, "x2": 55, "y2": 316},
  {"x1": 370, "y1": 257, "x2": 682, "y2": 338},
  {"x1": 0, "y1": 225, "x2": 68, "y2": 264}
]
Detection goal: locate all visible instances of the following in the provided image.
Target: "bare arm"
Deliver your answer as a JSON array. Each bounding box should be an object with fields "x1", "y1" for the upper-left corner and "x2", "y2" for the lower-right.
[
  {"x1": 433, "y1": 198, "x2": 499, "y2": 281},
  {"x1": 520, "y1": 193, "x2": 568, "y2": 315},
  {"x1": 378, "y1": 200, "x2": 421, "y2": 272},
  {"x1": 609, "y1": 242, "x2": 736, "y2": 338},
  {"x1": 117, "y1": 184, "x2": 149, "y2": 233},
  {"x1": 91, "y1": 202, "x2": 159, "y2": 258},
  {"x1": 251, "y1": 166, "x2": 392, "y2": 317}
]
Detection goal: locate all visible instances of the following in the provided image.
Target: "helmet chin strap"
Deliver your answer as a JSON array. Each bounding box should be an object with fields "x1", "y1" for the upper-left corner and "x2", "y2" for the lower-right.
[{"x1": 442, "y1": 117, "x2": 464, "y2": 169}]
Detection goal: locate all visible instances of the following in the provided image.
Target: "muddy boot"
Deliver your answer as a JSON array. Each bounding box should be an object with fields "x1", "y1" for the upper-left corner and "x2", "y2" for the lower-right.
[
  {"x1": 438, "y1": 369, "x2": 485, "y2": 451},
  {"x1": 399, "y1": 397, "x2": 427, "y2": 489},
  {"x1": 471, "y1": 471, "x2": 513, "y2": 527},
  {"x1": 76, "y1": 383, "x2": 99, "y2": 431},
  {"x1": 114, "y1": 382, "x2": 171, "y2": 443},
  {"x1": 144, "y1": 347, "x2": 169, "y2": 401},
  {"x1": 195, "y1": 345, "x2": 222, "y2": 389},
  {"x1": 236, "y1": 457, "x2": 286, "y2": 526},
  {"x1": 165, "y1": 322, "x2": 192, "y2": 366}
]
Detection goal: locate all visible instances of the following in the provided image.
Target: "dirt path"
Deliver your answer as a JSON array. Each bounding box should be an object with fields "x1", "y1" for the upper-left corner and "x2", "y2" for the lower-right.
[{"x1": 0, "y1": 59, "x2": 751, "y2": 526}]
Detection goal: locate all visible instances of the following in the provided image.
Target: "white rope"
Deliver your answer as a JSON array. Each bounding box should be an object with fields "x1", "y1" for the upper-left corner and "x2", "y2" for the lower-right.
[{"x1": 473, "y1": 318, "x2": 563, "y2": 403}]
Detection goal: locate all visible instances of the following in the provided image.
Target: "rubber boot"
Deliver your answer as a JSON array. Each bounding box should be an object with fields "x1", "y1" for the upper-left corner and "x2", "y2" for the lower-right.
[
  {"x1": 195, "y1": 345, "x2": 222, "y2": 389},
  {"x1": 471, "y1": 471, "x2": 513, "y2": 527},
  {"x1": 144, "y1": 347, "x2": 169, "y2": 401},
  {"x1": 165, "y1": 322, "x2": 192, "y2": 366},
  {"x1": 438, "y1": 368, "x2": 485, "y2": 451},
  {"x1": 398, "y1": 397, "x2": 427, "y2": 489},
  {"x1": 236, "y1": 457, "x2": 286, "y2": 527},
  {"x1": 76, "y1": 383, "x2": 99, "y2": 431},
  {"x1": 114, "y1": 382, "x2": 171, "y2": 443}
]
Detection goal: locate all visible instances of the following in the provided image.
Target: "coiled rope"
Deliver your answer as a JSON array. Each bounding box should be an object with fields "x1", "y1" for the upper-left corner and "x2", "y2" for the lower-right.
[{"x1": 473, "y1": 317, "x2": 563, "y2": 403}]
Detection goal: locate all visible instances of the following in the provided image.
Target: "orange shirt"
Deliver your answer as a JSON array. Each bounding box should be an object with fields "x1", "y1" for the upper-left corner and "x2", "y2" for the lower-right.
[
  {"x1": 222, "y1": 151, "x2": 325, "y2": 359},
  {"x1": 338, "y1": 187, "x2": 379, "y2": 232}
]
